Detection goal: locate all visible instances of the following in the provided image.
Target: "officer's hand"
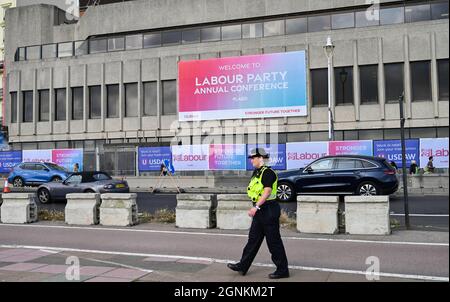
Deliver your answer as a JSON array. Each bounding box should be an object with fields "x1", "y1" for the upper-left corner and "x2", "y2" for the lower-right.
[{"x1": 248, "y1": 207, "x2": 258, "y2": 217}]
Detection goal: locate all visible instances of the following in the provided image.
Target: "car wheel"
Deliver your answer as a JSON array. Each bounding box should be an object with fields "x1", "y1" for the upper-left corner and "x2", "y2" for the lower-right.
[
  {"x1": 357, "y1": 181, "x2": 379, "y2": 196},
  {"x1": 37, "y1": 188, "x2": 51, "y2": 204},
  {"x1": 51, "y1": 176, "x2": 62, "y2": 183},
  {"x1": 13, "y1": 177, "x2": 24, "y2": 187},
  {"x1": 277, "y1": 182, "x2": 296, "y2": 202},
  {"x1": 84, "y1": 189, "x2": 95, "y2": 193}
]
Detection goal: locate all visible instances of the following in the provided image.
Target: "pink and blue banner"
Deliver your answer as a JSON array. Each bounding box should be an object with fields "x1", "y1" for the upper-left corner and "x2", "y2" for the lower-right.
[
  {"x1": 328, "y1": 140, "x2": 373, "y2": 157},
  {"x1": 178, "y1": 51, "x2": 307, "y2": 121},
  {"x1": 51, "y1": 149, "x2": 83, "y2": 172},
  {"x1": 246, "y1": 144, "x2": 286, "y2": 170},
  {"x1": 209, "y1": 144, "x2": 247, "y2": 171}
]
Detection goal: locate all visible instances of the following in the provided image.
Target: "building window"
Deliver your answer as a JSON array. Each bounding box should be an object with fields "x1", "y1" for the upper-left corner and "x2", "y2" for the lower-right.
[
  {"x1": 182, "y1": 29, "x2": 201, "y2": 44},
  {"x1": 411, "y1": 61, "x2": 431, "y2": 102},
  {"x1": 125, "y1": 34, "x2": 142, "y2": 50},
  {"x1": 201, "y1": 27, "x2": 221, "y2": 42},
  {"x1": 359, "y1": 65, "x2": 378, "y2": 104},
  {"x1": 311, "y1": 69, "x2": 328, "y2": 107},
  {"x1": 18, "y1": 48, "x2": 26, "y2": 61},
  {"x1": 143, "y1": 81, "x2": 158, "y2": 116},
  {"x1": 384, "y1": 63, "x2": 404, "y2": 103},
  {"x1": 308, "y1": 15, "x2": 331, "y2": 32},
  {"x1": 58, "y1": 42, "x2": 73, "y2": 58},
  {"x1": 286, "y1": 17, "x2": 307, "y2": 35},
  {"x1": 22, "y1": 91, "x2": 33, "y2": 123},
  {"x1": 380, "y1": 6, "x2": 405, "y2": 25},
  {"x1": 89, "y1": 39, "x2": 107, "y2": 54},
  {"x1": 26, "y1": 46, "x2": 41, "y2": 60},
  {"x1": 55, "y1": 88, "x2": 66, "y2": 121},
  {"x1": 335, "y1": 66, "x2": 354, "y2": 105},
  {"x1": 143, "y1": 33, "x2": 162, "y2": 48},
  {"x1": 162, "y1": 31, "x2": 181, "y2": 46},
  {"x1": 242, "y1": 23, "x2": 263, "y2": 39},
  {"x1": 89, "y1": 86, "x2": 101, "y2": 119},
  {"x1": 107, "y1": 37, "x2": 125, "y2": 52},
  {"x1": 332, "y1": 12, "x2": 355, "y2": 29},
  {"x1": 221, "y1": 24, "x2": 242, "y2": 41},
  {"x1": 38, "y1": 90, "x2": 49, "y2": 121},
  {"x1": 10, "y1": 92, "x2": 17, "y2": 123},
  {"x1": 355, "y1": 10, "x2": 379, "y2": 27},
  {"x1": 263, "y1": 20, "x2": 285, "y2": 37},
  {"x1": 42, "y1": 44, "x2": 57, "y2": 59},
  {"x1": 438, "y1": 59, "x2": 449, "y2": 101},
  {"x1": 162, "y1": 80, "x2": 177, "y2": 115},
  {"x1": 74, "y1": 41, "x2": 88, "y2": 56},
  {"x1": 405, "y1": 3, "x2": 431, "y2": 23},
  {"x1": 125, "y1": 83, "x2": 138, "y2": 117},
  {"x1": 107, "y1": 84, "x2": 119, "y2": 118},
  {"x1": 72, "y1": 87, "x2": 84, "y2": 120},
  {"x1": 431, "y1": 1, "x2": 449, "y2": 20}
]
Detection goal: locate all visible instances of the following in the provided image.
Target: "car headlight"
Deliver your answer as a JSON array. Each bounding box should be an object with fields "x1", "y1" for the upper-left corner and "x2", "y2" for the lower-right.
[{"x1": 104, "y1": 184, "x2": 115, "y2": 189}]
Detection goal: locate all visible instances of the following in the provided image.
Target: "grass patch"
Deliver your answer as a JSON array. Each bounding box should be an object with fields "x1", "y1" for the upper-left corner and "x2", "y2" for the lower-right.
[
  {"x1": 38, "y1": 209, "x2": 65, "y2": 221},
  {"x1": 139, "y1": 209, "x2": 176, "y2": 224},
  {"x1": 280, "y1": 210, "x2": 297, "y2": 230}
]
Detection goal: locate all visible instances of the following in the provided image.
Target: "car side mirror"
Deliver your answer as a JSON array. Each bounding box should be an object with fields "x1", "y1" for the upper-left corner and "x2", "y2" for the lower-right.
[
  {"x1": 305, "y1": 167, "x2": 313, "y2": 173},
  {"x1": 44, "y1": 168, "x2": 50, "y2": 172}
]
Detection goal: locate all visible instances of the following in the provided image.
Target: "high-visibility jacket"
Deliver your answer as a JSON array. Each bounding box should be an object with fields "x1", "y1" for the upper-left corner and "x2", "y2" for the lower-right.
[{"x1": 247, "y1": 166, "x2": 278, "y2": 203}]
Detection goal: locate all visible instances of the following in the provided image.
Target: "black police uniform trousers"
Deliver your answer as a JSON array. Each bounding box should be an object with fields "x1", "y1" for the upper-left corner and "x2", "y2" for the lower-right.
[{"x1": 238, "y1": 200, "x2": 289, "y2": 274}]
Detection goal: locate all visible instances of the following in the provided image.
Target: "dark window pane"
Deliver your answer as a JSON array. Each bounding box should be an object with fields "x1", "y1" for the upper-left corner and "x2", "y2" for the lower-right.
[
  {"x1": 58, "y1": 42, "x2": 73, "y2": 58},
  {"x1": 411, "y1": 61, "x2": 431, "y2": 102},
  {"x1": 311, "y1": 68, "x2": 328, "y2": 107},
  {"x1": 23, "y1": 91, "x2": 33, "y2": 123},
  {"x1": 162, "y1": 31, "x2": 181, "y2": 46},
  {"x1": 335, "y1": 67, "x2": 354, "y2": 105},
  {"x1": 431, "y1": 1, "x2": 449, "y2": 19},
  {"x1": 38, "y1": 90, "x2": 49, "y2": 121},
  {"x1": 221, "y1": 24, "x2": 241, "y2": 41},
  {"x1": 89, "y1": 86, "x2": 101, "y2": 119},
  {"x1": 89, "y1": 39, "x2": 107, "y2": 54},
  {"x1": 74, "y1": 41, "x2": 88, "y2": 56},
  {"x1": 355, "y1": 10, "x2": 379, "y2": 27},
  {"x1": 336, "y1": 159, "x2": 357, "y2": 169},
  {"x1": 26, "y1": 46, "x2": 41, "y2": 60},
  {"x1": 263, "y1": 20, "x2": 285, "y2": 37},
  {"x1": 55, "y1": 88, "x2": 66, "y2": 121},
  {"x1": 143, "y1": 33, "x2": 161, "y2": 48},
  {"x1": 308, "y1": 15, "x2": 331, "y2": 32},
  {"x1": 143, "y1": 81, "x2": 157, "y2": 116},
  {"x1": 125, "y1": 34, "x2": 142, "y2": 50},
  {"x1": 201, "y1": 27, "x2": 221, "y2": 42},
  {"x1": 42, "y1": 44, "x2": 57, "y2": 59},
  {"x1": 242, "y1": 23, "x2": 263, "y2": 39},
  {"x1": 162, "y1": 80, "x2": 177, "y2": 115},
  {"x1": 107, "y1": 37, "x2": 125, "y2": 51},
  {"x1": 125, "y1": 83, "x2": 138, "y2": 117},
  {"x1": 405, "y1": 4, "x2": 431, "y2": 23},
  {"x1": 380, "y1": 7, "x2": 404, "y2": 25},
  {"x1": 286, "y1": 18, "x2": 307, "y2": 35},
  {"x1": 107, "y1": 84, "x2": 119, "y2": 118},
  {"x1": 182, "y1": 29, "x2": 200, "y2": 44},
  {"x1": 10, "y1": 92, "x2": 17, "y2": 123},
  {"x1": 332, "y1": 12, "x2": 355, "y2": 29},
  {"x1": 72, "y1": 87, "x2": 84, "y2": 120},
  {"x1": 384, "y1": 63, "x2": 404, "y2": 102},
  {"x1": 438, "y1": 59, "x2": 449, "y2": 100},
  {"x1": 360, "y1": 65, "x2": 378, "y2": 104}
]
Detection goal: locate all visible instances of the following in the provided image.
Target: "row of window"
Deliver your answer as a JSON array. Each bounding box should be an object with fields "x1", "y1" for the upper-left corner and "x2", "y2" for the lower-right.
[
  {"x1": 9, "y1": 80, "x2": 176, "y2": 123},
  {"x1": 15, "y1": 1, "x2": 449, "y2": 61},
  {"x1": 311, "y1": 59, "x2": 449, "y2": 106}
]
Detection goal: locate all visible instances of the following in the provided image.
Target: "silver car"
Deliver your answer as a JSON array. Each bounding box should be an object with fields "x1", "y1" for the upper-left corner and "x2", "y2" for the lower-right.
[{"x1": 36, "y1": 171, "x2": 130, "y2": 204}]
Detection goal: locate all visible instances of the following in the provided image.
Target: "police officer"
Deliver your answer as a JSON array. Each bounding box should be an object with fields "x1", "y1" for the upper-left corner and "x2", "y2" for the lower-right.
[{"x1": 227, "y1": 148, "x2": 289, "y2": 279}]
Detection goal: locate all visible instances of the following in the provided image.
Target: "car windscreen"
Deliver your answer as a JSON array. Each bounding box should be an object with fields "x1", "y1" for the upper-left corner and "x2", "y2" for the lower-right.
[{"x1": 45, "y1": 163, "x2": 68, "y2": 172}]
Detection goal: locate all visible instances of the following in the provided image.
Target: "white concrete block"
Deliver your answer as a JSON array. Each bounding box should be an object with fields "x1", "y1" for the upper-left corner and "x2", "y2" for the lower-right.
[
  {"x1": 345, "y1": 196, "x2": 391, "y2": 235},
  {"x1": 297, "y1": 196, "x2": 339, "y2": 234},
  {"x1": 176, "y1": 194, "x2": 217, "y2": 229},
  {"x1": 100, "y1": 193, "x2": 138, "y2": 227},
  {"x1": 0, "y1": 193, "x2": 38, "y2": 224},
  {"x1": 65, "y1": 193, "x2": 101, "y2": 225},
  {"x1": 216, "y1": 194, "x2": 252, "y2": 230}
]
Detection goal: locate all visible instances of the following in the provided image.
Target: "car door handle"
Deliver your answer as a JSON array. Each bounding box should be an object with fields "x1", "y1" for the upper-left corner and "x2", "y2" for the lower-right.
[
  {"x1": 325, "y1": 172, "x2": 333, "y2": 176},
  {"x1": 354, "y1": 171, "x2": 361, "y2": 175}
]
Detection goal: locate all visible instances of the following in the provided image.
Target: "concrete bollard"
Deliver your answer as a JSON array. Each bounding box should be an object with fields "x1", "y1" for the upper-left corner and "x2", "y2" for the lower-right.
[
  {"x1": 216, "y1": 194, "x2": 252, "y2": 230},
  {"x1": 297, "y1": 196, "x2": 339, "y2": 234},
  {"x1": 100, "y1": 193, "x2": 138, "y2": 227},
  {"x1": 176, "y1": 194, "x2": 217, "y2": 229},
  {"x1": 0, "y1": 193, "x2": 38, "y2": 224},
  {"x1": 345, "y1": 196, "x2": 391, "y2": 235},
  {"x1": 65, "y1": 193, "x2": 101, "y2": 225}
]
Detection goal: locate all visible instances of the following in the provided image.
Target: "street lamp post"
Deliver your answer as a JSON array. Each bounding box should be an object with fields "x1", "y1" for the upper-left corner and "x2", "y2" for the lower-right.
[{"x1": 324, "y1": 36, "x2": 335, "y2": 141}]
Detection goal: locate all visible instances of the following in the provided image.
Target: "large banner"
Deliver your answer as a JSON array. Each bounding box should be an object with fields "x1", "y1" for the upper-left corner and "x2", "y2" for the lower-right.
[
  {"x1": 0, "y1": 151, "x2": 22, "y2": 173},
  {"x1": 246, "y1": 144, "x2": 286, "y2": 171},
  {"x1": 373, "y1": 139, "x2": 420, "y2": 168},
  {"x1": 138, "y1": 147, "x2": 172, "y2": 171},
  {"x1": 209, "y1": 144, "x2": 247, "y2": 170},
  {"x1": 178, "y1": 51, "x2": 307, "y2": 121},
  {"x1": 286, "y1": 142, "x2": 329, "y2": 170},
  {"x1": 22, "y1": 150, "x2": 52, "y2": 163},
  {"x1": 171, "y1": 145, "x2": 209, "y2": 171},
  {"x1": 420, "y1": 138, "x2": 449, "y2": 168},
  {"x1": 329, "y1": 140, "x2": 373, "y2": 156},
  {"x1": 0, "y1": 133, "x2": 9, "y2": 151},
  {"x1": 52, "y1": 149, "x2": 83, "y2": 172}
]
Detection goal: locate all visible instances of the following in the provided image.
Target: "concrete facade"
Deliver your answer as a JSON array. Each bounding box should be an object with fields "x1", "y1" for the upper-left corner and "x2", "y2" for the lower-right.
[
  {"x1": 345, "y1": 195, "x2": 391, "y2": 235},
  {"x1": 296, "y1": 195, "x2": 340, "y2": 234},
  {"x1": 175, "y1": 193, "x2": 217, "y2": 229}
]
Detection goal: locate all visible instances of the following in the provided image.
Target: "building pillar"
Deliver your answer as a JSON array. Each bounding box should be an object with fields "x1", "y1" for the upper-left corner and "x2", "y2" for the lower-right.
[
  {"x1": 430, "y1": 32, "x2": 439, "y2": 118},
  {"x1": 378, "y1": 37, "x2": 386, "y2": 120}
]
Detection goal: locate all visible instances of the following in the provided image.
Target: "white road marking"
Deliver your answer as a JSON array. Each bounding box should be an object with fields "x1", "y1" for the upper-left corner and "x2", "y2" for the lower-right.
[
  {"x1": 0, "y1": 244, "x2": 447, "y2": 282},
  {"x1": 0, "y1": 223, "x2": 448, "y2": 247},
  {"x1": 390, "y1": 213, "x2": 449, "y2": 217}
]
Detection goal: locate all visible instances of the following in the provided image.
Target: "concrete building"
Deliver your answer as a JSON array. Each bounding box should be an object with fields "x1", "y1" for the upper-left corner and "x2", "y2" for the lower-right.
[{"x1": 2, "y1": 0, "x2": 449, "y2": 175}]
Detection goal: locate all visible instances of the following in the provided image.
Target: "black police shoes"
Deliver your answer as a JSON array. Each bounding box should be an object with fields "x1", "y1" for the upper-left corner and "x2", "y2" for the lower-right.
[
  {"x1": 227, "y1": 263, "x2": 247, "y2": 276},
  {"x1": 268, "y1": 271, "x2": 290, "y2": 279}
]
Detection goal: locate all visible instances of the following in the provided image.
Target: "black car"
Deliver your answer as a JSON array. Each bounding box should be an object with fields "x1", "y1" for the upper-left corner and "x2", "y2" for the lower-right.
[{"x1": 277, "y1": 155, "x2": 399, "y2": 202}]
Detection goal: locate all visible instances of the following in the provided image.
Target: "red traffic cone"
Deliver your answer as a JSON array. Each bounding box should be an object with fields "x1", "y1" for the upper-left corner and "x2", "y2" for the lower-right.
[{"x1": 3, "y1": 178, "x2": 11, "y2": 193}]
